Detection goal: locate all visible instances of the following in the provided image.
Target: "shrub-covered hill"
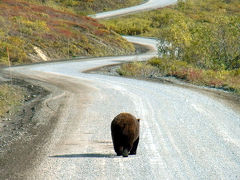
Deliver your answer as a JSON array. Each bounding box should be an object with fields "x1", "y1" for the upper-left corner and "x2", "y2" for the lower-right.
[
  {"x1": 40, "y1": 0, "x2": 144, "y2": 15},
  {"x1": 104, "y1": 0, "x2": 240, "y2": 94},
  {"x1": 104, "y1": 0, "x2": 240, "y2": 70},
  {"x1": 0, "y1": 0, "x2": 135, "y2": 65}
]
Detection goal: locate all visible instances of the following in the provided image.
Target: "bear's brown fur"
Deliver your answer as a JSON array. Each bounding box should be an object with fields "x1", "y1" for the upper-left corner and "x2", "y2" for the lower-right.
[{"x1": 111, "y1": 113, "x2": 140, "y2": 157}]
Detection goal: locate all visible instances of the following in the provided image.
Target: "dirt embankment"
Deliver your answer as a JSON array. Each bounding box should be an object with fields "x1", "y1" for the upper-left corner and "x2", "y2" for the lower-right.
[{"x1": 0, "y1": 73, "x2": 67, "y2": 179}]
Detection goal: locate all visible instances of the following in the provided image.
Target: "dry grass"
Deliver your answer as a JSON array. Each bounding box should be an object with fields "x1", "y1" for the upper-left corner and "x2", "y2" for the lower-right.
[{"x1": 0, "y1": 84, "x2": 25, "y2": 117}]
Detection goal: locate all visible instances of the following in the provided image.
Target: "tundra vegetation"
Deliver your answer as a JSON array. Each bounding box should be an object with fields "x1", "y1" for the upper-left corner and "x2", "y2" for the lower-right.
[
  {"x1": 103, "y1": 0, "x2": 240, "y2": 94},
  {"x1": 37, "y1": 0, "x2": 144, "y2": 15},
  {"x1": 0, "y1": 0, "x2": 137, "y2": 66}
]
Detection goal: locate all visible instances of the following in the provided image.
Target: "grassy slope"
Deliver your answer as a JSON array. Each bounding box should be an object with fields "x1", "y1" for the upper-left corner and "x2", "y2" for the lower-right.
[
  {"x1": 103, "y1": 0, "x2": 240, "y2": 38},
  {"x1": 104, "y1": 0, "x2": 240, "y2": 94},
  {"x1": 42, "y1": 0, "x2": 145, "y2": 15},
  {"x1": 0, "y1": 0, "x2": 135, "y2": 65}
]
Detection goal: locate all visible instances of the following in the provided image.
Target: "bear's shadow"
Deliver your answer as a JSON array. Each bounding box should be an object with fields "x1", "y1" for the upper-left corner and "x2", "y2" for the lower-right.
[{"x1": 50, "y1": 153, "x2": 115, "y2": 158}]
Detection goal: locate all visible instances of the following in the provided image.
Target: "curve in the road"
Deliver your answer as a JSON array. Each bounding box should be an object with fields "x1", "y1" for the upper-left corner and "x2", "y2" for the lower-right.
[{"x1": 89, "y1": 0, "x2": 177, "y2": 19}]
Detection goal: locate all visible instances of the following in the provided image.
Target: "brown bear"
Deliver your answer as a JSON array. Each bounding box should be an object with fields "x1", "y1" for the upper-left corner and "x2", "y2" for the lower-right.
[{"x1": 111, "y1": 113, "x2": 140, "y2": 157}]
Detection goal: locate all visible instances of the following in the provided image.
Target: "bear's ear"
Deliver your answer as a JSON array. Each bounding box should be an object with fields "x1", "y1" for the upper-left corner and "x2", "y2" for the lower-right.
[{"x1": 137, "y1": 118, "x2": 140, "y2": 122}]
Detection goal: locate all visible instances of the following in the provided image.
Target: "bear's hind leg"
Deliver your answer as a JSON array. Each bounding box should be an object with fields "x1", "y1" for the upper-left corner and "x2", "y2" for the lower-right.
[
  {"x1": 130, "y1": 137, "x2": 139, "y2": 155},
  {"x1": 117, "y1": 146, "x2": 123, "y2": 156},
  {"x1": 114, "y1": 143, "x2": 123, "y2": 156},
  {"x1": 122, "y1": 148, "x2": 129, "y2": 157},
  {"x1": 122, "y1": 143, "x2": 133, "y2": 157}
]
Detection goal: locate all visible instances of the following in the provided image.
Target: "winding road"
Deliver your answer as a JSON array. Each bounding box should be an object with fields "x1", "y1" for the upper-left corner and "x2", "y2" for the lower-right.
[{"x1": 5, "y1": 0, "x2": 240, "y2": 179}]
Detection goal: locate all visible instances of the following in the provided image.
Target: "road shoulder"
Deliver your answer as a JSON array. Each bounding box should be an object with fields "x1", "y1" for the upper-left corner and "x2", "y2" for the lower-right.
[{"x1": 0, "y1": 72, "x2": 67, "y2": 179}]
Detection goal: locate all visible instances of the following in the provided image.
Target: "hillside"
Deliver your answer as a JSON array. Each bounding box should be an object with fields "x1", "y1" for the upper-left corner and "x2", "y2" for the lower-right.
[
  {"x1": 103, "y1": 0, "x2": 240, "y2": 94},
  {"x1": 0, "y1": 0, "x2": 135, "y2": 65},
  {"x1": 40, "y1": 0, "x2": 144, "y2": 15}
]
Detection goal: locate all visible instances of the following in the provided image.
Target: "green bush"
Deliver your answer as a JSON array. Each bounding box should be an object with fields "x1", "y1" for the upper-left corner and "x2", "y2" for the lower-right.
[{"x1": 117, "y1": 61, "x2": 158, "y2": 77}]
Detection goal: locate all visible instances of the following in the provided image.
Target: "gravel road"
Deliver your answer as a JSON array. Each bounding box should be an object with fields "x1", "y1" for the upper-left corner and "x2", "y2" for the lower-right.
[
  {"x1": 3, "y1": 0, "x2": 240, "y2": 179},
  {"x1": 89, "y1": 0, "x2": 177, "y2": 19}
]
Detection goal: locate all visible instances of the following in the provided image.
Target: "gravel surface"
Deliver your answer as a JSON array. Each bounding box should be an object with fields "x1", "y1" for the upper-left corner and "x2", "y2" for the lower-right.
[
  {"x1": 6, "y1": 35, "x2": 240, "y2": 179},
  {"x1": 1, "y1": 0, "x2": 240, "y2": 179}
]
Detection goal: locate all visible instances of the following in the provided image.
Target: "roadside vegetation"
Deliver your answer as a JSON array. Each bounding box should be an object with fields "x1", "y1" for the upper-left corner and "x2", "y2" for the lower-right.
[
  {"x1": 104, "y1": 0, "x2": 240, "y2": 94},
  {"x1": 118, "y1": 58, "x2": 240, "y2": 94},
  {"x1": 37, "y1": 0, "x2": 144, "y2": 15},
  {"x1": 0, "y1": 83, "x2": 25, "y2": 117},
  {"x1": 0, "y1": 0, "x2": 135, "y2": 66}
]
